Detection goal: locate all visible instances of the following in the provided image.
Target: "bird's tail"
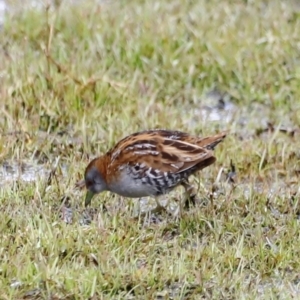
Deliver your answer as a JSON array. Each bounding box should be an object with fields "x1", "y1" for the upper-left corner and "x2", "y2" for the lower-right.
[{"x1": 196, "y1": 132, "x2": 227, "y2": 150}]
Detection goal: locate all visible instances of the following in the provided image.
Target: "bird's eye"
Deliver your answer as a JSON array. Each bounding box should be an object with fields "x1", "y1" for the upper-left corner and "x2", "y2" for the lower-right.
[{"x1": 86, "y1": 180, "x2": 93, "y2": 187}]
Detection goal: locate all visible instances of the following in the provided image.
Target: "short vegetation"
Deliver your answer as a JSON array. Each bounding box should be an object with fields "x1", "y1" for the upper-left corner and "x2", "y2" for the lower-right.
[{"x1": 0, "y1": 0, "x2": 300, "y2": 299}]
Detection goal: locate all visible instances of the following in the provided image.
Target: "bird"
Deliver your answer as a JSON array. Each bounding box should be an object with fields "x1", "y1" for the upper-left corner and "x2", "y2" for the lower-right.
[{"x1": 79, "y1": 129, "x2": 226, "y2": 212}]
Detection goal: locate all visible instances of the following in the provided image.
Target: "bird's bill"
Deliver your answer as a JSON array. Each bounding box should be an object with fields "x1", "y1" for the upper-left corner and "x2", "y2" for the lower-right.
[
  {"x1": 75, "y1": 179, "x2": 86, "y2": 189},
  {"x1": 85, "y1": 190, "x2": 95, "y2": 207}
]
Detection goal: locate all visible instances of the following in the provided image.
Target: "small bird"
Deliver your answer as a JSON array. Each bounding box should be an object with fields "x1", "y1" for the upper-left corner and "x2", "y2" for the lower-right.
[{"x1": 80, "y1": 130, "x2": 226, "y2": 210}]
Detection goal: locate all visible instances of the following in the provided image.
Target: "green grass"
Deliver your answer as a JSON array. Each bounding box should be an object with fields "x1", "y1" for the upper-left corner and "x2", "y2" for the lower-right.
[{"x1": 0, "y1": 0, "x2": 300, "y2": 298}]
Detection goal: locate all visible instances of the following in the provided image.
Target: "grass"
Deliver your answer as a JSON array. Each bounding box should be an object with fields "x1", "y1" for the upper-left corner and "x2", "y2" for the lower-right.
[{"x1": 0, "y1": 0, "x2": 300, "y2": 298}]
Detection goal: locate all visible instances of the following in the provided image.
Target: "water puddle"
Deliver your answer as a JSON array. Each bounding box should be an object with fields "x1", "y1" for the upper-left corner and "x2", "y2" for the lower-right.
[
  {"x1": 196, "y1": 89, "x2": 237, "y2": 123},
  {"x1": 0, "y1": 160, "x2": 50, "y2": 186},
  {"x1": 183, "y1": 88, "x2": 240, "y2": 130}
]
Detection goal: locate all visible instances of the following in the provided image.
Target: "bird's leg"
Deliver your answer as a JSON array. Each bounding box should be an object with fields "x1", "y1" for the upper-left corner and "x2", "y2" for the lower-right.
[
  {"x1": 151, "y1": 198, "x2": 166, "y2": 214},
  {"x1": 153, "y1": 194, "x2": 170, "y2": 214},
  {"x1": 181, "y1": 179, "x2": 200, "y2": 209}
]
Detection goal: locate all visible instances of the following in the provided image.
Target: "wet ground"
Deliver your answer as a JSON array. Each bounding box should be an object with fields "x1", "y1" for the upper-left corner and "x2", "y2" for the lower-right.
[
  {"x1": 1, "y1": 88, "x2": 299, "y2": 222},
  {"x1": 1, "y1": 3, "x2": 300, "y2": 296}
]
